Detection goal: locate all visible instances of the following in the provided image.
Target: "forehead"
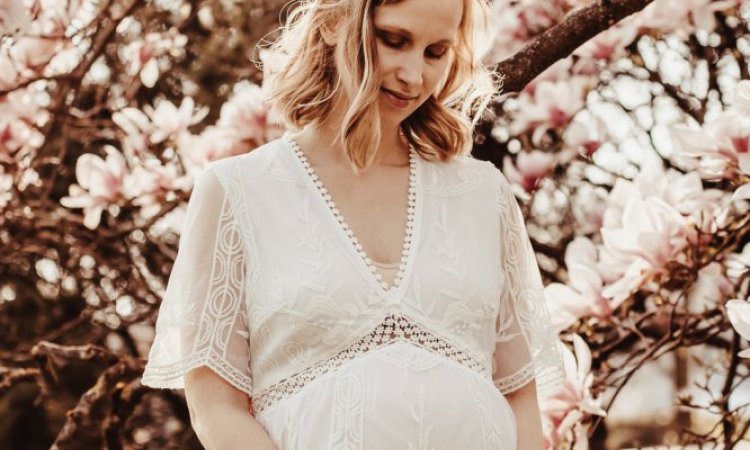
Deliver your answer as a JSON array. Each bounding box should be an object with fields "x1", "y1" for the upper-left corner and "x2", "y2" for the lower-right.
[{"x1": 373, "y1": 0, "x2": 464, "y2": 41}]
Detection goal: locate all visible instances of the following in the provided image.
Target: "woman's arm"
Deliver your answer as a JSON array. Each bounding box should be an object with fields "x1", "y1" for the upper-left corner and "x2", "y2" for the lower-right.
[
  {"x1": 506, "y1": 379, "x2": 544, "y2": 450},
  {"x1": 184, "y1": 367, "x2": 278, "y2": 450}
]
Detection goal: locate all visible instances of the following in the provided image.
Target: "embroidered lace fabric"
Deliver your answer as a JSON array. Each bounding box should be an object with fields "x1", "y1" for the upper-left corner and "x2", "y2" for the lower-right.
[
  {"x1": 141, "y1": 137, "x2": 565, "y2": 450},
  {"x1": 253, "y1": 312, "x2": 488, "y2": 414}
]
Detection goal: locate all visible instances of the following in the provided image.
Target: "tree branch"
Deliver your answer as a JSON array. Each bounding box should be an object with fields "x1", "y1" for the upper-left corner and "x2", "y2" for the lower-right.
[{"x1": 496, "y1": 0, "x2": 657, "y2": 93}]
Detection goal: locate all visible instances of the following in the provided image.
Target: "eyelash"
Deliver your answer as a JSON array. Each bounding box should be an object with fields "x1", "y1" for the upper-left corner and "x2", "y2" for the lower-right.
[{"x1": 379, "y1": 36, "x2": 447, "y2": 60}]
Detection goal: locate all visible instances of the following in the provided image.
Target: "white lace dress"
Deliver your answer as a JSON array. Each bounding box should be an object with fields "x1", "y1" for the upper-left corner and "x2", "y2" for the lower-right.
[{"x1": 141, "y1": 136, "x2": 564, "y2": 449}]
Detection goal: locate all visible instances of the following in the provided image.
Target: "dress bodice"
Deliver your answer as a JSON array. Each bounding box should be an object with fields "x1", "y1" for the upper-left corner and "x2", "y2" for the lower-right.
[{"x1": 141, "y1": 137, "x2": 564, "y2": 445}]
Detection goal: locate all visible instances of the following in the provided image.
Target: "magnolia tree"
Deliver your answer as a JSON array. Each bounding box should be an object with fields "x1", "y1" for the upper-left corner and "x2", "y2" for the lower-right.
[{"x1": 0, "y1": 0, "x2": 748, "y2": 449}]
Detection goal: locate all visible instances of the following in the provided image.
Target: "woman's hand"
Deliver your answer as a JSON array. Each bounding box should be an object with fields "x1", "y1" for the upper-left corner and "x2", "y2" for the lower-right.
[
  {"x1": 184, "y1": 366, "x2": 279, "y2": 450},
  {"x1": 505, "y1": 379, "x2": 545, "y2": 450}
]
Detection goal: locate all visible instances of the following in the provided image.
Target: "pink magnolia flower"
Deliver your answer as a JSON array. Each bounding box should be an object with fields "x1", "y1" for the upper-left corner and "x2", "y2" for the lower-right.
[
  {"x1": 734, "y1": 80, "x2": 750, "y2": 116},
  {"x1": 1, "y1": 87, "x2": 44, "y2": 122},
  {"x1": 216, "y1": 82, "x2": 272, "y2": 145},
  {"x1": 0, "y1": 119, "x2": 35, "y2": 155},
  {"x1": 563, "y1": 117, "x2": 608, "y2": 158},
  {"x1": 669, "y1": 126, "x2": 729, "y2": 179},
  {"x1": 687, "y1": 262, "x2": 733, "y2": 313},
  {"x1": 151, "y1": 203, "x2": 188, "y2": 236},
  {"x1": 112, "y1": 97, "x2": 207, "y2": 148},
  {"x1": 60, "y1": 146, "x2": 128, "y2": 229},
  {"x1": 605, "y1": 158, "x2": 723, "y2": 238},
  {"x1": 636, "y1": 0, "x2": 738, "y2": 34},
  {"x1": 541, "y1": 335, "x2": 605, "y2": 449},
  {"x1": 602, "y1": 196, "x2": 688, "y2": 271},
  {"x1": 705, "y1": 114, "x2": 750, "y2": 165},
  {"x1": 0, "y1": 90, "x2": 46, "y2": 155},
  {"x1": 509, "y1": 77, "x2": 589, "y2": 142},
  {"x1": 726, "y1": 243, "x2": 750, "y2": 283},
  {"x1": 0, "y1": 54, "x2": 19, "y2": 88},
  {"x1": 662, "y1": 170, "x2": 725, "y2": 219},
  {"x1": 149, "y1": 97, "x2": 208, "y2": 144},
  {"x1": 486, "y1": 3, "x2": 527, "y2": 62},
  {"x1": 0, "y1": 0, "x2": 31, "y2": 35},
  {"x1": 732, "y1": 153, "x2": 750, "y2": 201},
  {"x1": 124, "y1": 159, "x2": 192, "y2": 219},
  {"x1": 670, "y1": 81, "x2": 750, "y2": 179},
  {"x1": 594, "y1": 157, "x2": 726, "y2": 304},
  {"x1": 545, "y1": 237, "x2": 613, "y2": 330},
  {"x1": 517, "y1": 2, "x2": 560, "y2": 33},
  {"x1": 598, "y1": 195, "x2": 689, "y2": 304},
  {"x1": 671, "y1": 115, "x2": 750, "y2": 178},
  {"x1": 9, "y1": 36, "x2": 63, "y2": 74},
  {"x1": 178, "y1": 126, "x2": 244, "y2": 171},
  {"x1": 599, "y1": 256, "x2": 653, "y2": 305},
  {"x1": 43, "y1": 43, "x2": 85, "y2": 77},
  {"x1": 574, "y1": 23, "x2": 639, "y2": 62},
  {"x1": 121, "y1": 30, "x2": 188, "y2": 88},
  {"x1": 502, "y1": 150, "x2": 556, "y2": 193},
  {"x1": 726, "y1": 300, "x2": 750, "y2": 357},
  {"x1": 112, "y1": 107, "x2": 152, "y2": 153}
]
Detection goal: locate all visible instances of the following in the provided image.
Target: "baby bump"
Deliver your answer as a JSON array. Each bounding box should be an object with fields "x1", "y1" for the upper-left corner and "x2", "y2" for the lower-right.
[{"x1": 257, "y1": 342, "x2": 517, "y2": 450}]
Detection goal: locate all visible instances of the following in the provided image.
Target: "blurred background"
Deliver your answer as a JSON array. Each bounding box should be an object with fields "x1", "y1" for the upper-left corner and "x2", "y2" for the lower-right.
[{"x1": 1, "y1": 0, "x2": 749, "y2": 448}]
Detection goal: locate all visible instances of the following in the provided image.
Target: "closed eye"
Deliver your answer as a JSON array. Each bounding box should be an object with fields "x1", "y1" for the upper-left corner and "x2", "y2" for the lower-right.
[
  {"x1": 377, "y1": 32, "x2": 406, "y2": 49},
  {"x1": 426, "y1": 46, "x2": 449, "y2": 60},
  {"x1": 377, "y1": 33, "x2": 449, "y2": 60}
]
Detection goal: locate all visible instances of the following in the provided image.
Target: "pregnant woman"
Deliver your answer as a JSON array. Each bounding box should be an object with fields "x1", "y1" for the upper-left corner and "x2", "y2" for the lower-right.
[{"x1": 141, "y1": 0, "x2": 565, "y2": 448}]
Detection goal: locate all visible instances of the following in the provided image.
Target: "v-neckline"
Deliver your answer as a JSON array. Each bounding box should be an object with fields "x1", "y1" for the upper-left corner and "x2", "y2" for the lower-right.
[{"x1": 285, "y1": 135, "x2": 420, "y2": 297}]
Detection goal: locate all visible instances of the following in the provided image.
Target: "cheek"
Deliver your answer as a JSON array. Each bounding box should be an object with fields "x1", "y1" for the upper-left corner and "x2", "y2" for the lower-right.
[
  {"x1": 374, "y1": 45, "x2": 399, "y2": 76},
  {"x1": 423, "y1": 62, "x2": 451, "y2": 94}
]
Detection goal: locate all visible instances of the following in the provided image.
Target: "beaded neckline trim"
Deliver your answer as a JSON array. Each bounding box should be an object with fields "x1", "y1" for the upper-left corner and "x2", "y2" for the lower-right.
[{"x1": 287, "y1": 136, "x2": 417, "y2": 293}]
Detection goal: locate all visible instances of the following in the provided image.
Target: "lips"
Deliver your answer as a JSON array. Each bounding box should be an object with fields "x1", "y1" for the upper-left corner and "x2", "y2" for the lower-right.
[{"x1": 381, "y1": 87, "x2": 417, "y2": 101}]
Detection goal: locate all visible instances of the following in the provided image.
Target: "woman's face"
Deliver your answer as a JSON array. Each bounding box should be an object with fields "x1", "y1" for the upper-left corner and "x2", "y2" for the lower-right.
[{"x1": 372, "y1": 0, "x2": 464, "y2": 127}]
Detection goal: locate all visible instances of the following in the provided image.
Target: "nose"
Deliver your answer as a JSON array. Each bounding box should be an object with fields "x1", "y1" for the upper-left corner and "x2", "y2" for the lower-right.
[{"x1": 395, "y1": 51, "x2": 423, "y2": 91}]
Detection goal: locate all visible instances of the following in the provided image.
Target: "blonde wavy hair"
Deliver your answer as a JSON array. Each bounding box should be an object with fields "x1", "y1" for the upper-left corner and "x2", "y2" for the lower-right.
[{"x1": 262, "y1": 0, "x2": 500, "y2": 172}]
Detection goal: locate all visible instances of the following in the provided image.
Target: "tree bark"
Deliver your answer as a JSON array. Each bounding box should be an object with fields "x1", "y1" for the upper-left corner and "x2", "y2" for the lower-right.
[{"x1": 495, "y1": 0, "x2": 657, "y2": 93}]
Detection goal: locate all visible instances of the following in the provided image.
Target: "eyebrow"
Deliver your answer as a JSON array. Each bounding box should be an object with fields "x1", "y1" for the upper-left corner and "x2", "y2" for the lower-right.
[{"x1": 373, "y1": 25, "x2": 455, "y2": 45}]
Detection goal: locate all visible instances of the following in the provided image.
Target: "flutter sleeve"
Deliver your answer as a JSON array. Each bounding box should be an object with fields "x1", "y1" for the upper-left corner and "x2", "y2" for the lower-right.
[
  {"x1": 490, "y1": 166, "x2": 565, "y2": 396},
  {"x1": 141, "y1": 165, "x2": 253, "y2": 395}
]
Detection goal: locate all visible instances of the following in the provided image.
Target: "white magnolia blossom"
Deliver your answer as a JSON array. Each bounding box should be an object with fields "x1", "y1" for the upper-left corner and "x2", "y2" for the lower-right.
[
  {"x1": 121, "y1": 30, "x2": 188, "y2": 88},
  {"x1": 112, "y1": 97, "x2": 208, "y2": 148},
  {"x1": 545, "y1": 237, "x2": 612, "y2": 330},
  {"x1": 687, "y1": 263, "x2": 733, "y2": 313},
  {"x1": 216, "y1": 81, "x2": 278, "y2": 144},
  {"x1": 726, "y1": 243, "x2": 750, "y2": 283},
  {"x1": 0, "y1": 0, "x2": 31, "y2": 35},
  {"x1": 733, "y1": 153, "x2": 750, "y2": 201},
  {"x1": 60, "y1": 145, "x2": 128, "y2": 229},
  {"x1": 726, "y1": 300, "x2": 750, "y2": 358},
  {"x1": 563, "y1": 117, "x2": 609, "y2": 158},
  {"x1": 636, "y1": 0, "x2": 739, "y2": 34},
  {"x1": 502, "y1": 150, "x2": 557, "y2": 194},
  {"x1": 509, "y1": 77, "x2": 590, "y2": 143},
  {"x1": 540, "y1": 335, "x2": 605, "y2": 450},
  {"x1": 670, "y1": 80, "x2": 750, "y2": 180}
]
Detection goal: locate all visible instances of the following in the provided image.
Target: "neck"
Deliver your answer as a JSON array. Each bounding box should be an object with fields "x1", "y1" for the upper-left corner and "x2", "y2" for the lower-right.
[{"x1": 295, "y1": 96, "x2": 411, "y2": 172}]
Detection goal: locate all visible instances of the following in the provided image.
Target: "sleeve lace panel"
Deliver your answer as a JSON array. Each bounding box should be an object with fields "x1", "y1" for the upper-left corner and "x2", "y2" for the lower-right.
[
  {"x1": 141, "y1": 166, "x2": 253, "y2": 395},
  {"x1": 490, "y1": 165, "x2": 565, "y2": 396}
]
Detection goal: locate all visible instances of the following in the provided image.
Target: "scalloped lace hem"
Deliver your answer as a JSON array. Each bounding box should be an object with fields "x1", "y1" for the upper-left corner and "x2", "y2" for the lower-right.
[
  {"x1": 493, "y1": 362, "x2": 534, "y2": 394},
  {"x1": 493, "y1": 361, "x2": 566, "y2": 395},
  {"x1": 141, "y1": 348, "x2": 253, "y2": 395}
]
